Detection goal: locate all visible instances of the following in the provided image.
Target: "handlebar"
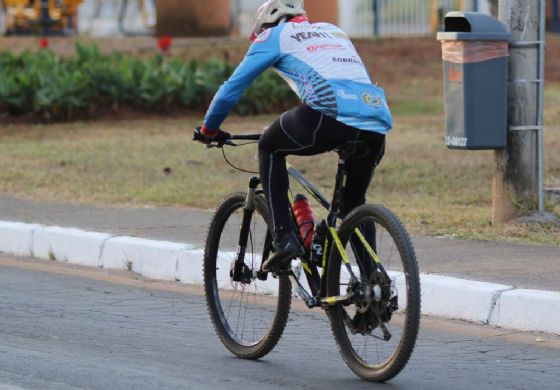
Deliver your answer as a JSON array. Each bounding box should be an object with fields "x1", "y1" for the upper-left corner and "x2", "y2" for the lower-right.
[
  {"x1": 193, "y1": 128, "x2": 261, "y2": 148},
  {"x1": 230, "y1": 134, "x2": 262, "y2": 141}
]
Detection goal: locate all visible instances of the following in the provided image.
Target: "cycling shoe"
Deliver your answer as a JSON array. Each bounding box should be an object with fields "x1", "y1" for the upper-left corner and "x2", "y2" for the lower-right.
[{"x1": 262, "y1": 233, "x2": 304, "y2": 272}]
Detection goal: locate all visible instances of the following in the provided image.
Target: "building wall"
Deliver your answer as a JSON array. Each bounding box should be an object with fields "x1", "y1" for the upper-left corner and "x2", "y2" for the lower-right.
[
  {"x1": 156, "y1": 0, "x2": 231, "y2": 37},
  {"x1": 305, "y1": 0, "x2": 339, "y2": 24}
]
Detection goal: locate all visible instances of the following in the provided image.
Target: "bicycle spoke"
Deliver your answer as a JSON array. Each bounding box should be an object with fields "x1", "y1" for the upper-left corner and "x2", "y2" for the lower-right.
[
  {"x1": 205, "y1": 193, "x2": 291, "y2": 356},
  {"x1": 328, "y1": 205, "x2": 420, "y2": 381}
]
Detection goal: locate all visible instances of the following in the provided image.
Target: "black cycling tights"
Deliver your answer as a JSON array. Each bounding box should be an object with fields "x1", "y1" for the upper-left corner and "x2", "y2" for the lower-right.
[{"x1": 259, "y1": 105, "x2": 386, "y2": 241}]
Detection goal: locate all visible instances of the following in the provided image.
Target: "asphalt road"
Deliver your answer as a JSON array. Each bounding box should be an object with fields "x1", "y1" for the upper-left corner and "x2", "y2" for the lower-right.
[{"x1": 1, "y1": 256, "x2": 560, "y2": 390}]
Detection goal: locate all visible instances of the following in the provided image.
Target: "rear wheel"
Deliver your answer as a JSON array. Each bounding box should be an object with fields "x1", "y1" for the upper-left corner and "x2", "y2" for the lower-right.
[
  {"x1": 204, "y1": 192, "x2": 292, "y2": 359},
  {"x1": 327, "y1": 204, "x2": 420, "y2": 382}
]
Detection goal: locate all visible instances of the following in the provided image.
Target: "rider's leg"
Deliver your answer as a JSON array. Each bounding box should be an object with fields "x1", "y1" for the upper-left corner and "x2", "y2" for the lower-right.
[
  {"x1": 258, "y1": 106, "x2": 321, "y2": 242},
  {"x1": 339, "y1": 131, "x2": 386, "y2": 217},
  {"x1": 341, "y1": 131, "x2": 386, "y2": 275},
  {"x1": 258, "y1": 105, "x2": 359, "y2": 269}
]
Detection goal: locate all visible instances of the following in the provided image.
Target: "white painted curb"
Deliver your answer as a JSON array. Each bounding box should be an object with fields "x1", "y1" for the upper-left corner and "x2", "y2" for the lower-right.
[
  {"x1": 177, "y1": 249, "x2": 205, "y2": 285},
  {"x1": 0, "y1": 221, "x2": 41, "y2": 257},
  {"x1": 177, "y1": 250, "x2": 281, "y2": 296},
  {"x1": 2, "y1": 219, "x2": 560, "y2": 335},
  {"x1": 490, "y1": 289, "x2": 560, "y2": 334},
  {"x1": 420, "y1": 274, "x2": 512, "y2": 324},
  {"x1": 100, "y1": 236, "x2": 194, "y2": 281},
  {"x1": 33, "y1": 226, "x2": 111, "y2": 267}
]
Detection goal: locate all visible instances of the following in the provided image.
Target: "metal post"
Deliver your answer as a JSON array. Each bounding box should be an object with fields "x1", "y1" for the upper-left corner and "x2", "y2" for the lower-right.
[
  {"x1": 473, "y1": 0, "x2": 479, "y2": 12},
  {"x1": 553, "y1": 0, "x2": 560, "y2": 32},
  {"x1": 40, "y1": 0, "x2": 51, "y2": 36},
  {"x1": 491, "y1": 0, "x2": 545, "y2": 222},
  {"x1": 373, "y1": 0, "x2": 381, "y2": 37},
  {"x1": 537, "y1": 0, "x2": 546, "y2": 211},
  {"x1": 431, "y1": 0, "x2": 439, "y2": 32},
  {"x1": 489, "y1": 0, "x2": 499, "y2": 17}
]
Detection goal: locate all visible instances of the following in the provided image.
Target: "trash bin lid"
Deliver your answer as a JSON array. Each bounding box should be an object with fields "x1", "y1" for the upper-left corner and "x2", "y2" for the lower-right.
[{"x1": 437, "y1": 11, "x2": 511, "y2": 41}]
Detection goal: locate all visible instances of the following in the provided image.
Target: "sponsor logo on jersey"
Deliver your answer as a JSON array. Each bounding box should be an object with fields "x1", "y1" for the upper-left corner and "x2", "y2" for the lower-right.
[
  {"x1": 361, "y1": 92, "x2": 384, "y2": 108},
  {"x1": 307, "y1": 43, "x2": 344, "y2": 52},
  {"x1": 337, "y1": 90, "x2": 358, "y2": 101},
  {"x1": 290, "y1": 31, "x2": 333, "y2": 42},
  {"x1": 332, "y1": 56, "x2": 362, "y2": 65}
]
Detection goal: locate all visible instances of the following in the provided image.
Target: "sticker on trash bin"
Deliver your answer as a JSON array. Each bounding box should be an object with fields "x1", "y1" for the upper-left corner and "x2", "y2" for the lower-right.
[
  {"x1": 446, "y1": 136, "x2": 468, "y2": 147},
  {"x1": 448, "y1": 65, "x2": 463, "y2": 83},
  {"x1": 441, "y1": 41, "x2": 508, "y2": 64}
]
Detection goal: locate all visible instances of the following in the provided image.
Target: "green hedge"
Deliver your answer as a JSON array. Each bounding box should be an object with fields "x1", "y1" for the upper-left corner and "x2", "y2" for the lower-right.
[{"x1": 0, "y1": 43, "x2": 298, "y2": 120}]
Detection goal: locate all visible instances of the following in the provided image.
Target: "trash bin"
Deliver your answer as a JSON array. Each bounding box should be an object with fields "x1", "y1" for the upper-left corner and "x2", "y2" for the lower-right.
[{"x1": 437, "y1": 12, "x2": 511, "y2": 150}]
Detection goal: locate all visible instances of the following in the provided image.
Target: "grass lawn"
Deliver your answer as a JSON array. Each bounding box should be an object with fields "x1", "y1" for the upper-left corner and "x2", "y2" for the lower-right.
[
  {"x1": 1, "y1": 35, "x2": 559, "y2": 245},
  {"x1": 0, "y1": 94, "x2": 558, "y2": 245}
]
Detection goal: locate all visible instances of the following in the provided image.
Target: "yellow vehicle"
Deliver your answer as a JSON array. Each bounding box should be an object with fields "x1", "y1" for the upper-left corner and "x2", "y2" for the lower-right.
[{"x1": 2, "y1": 0, "x2": 82, "y2": 35}]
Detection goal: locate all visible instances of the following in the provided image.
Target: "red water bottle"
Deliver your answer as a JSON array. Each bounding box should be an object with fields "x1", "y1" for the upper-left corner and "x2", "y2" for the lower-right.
[{"x1": 293, "y1": 194, "x2": 315, "y2": 249}]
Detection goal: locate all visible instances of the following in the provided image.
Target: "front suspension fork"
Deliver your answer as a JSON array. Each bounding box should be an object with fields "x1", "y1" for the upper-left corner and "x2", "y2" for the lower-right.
[{"x1": 232, "y1": 176, "x2": 261, "y2": 283}]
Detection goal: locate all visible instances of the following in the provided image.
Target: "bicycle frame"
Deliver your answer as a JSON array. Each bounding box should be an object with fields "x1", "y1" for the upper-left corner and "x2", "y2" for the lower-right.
[
  {"x1": 228, "y1": 134, "x2": 386, "y2": 309},
  {"x1": 286, "y1": 161, "x2": 371, "y2": 308},
  {"x1": 203, "y1": 131, "x2": 419, "y2": 380}
]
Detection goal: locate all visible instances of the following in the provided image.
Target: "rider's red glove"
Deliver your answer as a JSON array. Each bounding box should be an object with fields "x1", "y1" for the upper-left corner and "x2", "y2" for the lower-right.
[{"x1": 201, "y1": 125, "x2": 218, "y2": 138}]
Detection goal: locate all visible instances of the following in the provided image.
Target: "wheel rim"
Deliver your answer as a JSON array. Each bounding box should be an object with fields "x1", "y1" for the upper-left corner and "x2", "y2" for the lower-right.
[
  {"x1": 211, "y1": 203, "x2": 280, "y2": 347},
  {"x1": 335, "y1": 215, "x2": 411, "y2": 369}
]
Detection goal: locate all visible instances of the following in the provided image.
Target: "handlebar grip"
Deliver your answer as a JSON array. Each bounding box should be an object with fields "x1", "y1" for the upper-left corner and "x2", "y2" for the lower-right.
[
  {"x1": 193, "y1": 127, "x2": 205, "y2": 142},
  {"x1": 193, "y1": 127, "x2": 237, "y2": 147}
]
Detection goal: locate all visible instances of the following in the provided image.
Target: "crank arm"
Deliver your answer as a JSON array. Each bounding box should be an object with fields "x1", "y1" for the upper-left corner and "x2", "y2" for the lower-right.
[{"x1": 288, "y1": 271, "x2": 317, "y2": 308}]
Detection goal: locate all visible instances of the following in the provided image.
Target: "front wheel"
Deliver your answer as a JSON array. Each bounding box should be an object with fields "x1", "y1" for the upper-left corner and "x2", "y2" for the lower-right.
[
  {"x1": 204, "y1": 192, "x2": 292, "y2": 360},
  {"x1": 327, "y1": 204, "x2": 421, "y2": 382}
]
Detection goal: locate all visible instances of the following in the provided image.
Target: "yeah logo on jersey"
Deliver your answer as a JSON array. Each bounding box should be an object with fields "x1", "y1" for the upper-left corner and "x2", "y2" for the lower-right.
[{"x1": 290, "y1": 31, "x2": 333, "y2": 42}]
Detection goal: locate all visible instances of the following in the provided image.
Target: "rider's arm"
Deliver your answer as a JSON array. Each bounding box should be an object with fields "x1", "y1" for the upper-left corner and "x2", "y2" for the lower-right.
[{"x1": 203, "y1": 28, "x2": 283, "y2": 132}]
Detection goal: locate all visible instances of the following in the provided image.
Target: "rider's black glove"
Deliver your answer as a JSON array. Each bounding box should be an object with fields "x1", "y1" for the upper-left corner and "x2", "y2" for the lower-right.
[{"x1": 193, "y1": 125, "x2": 231, "y2": 146}]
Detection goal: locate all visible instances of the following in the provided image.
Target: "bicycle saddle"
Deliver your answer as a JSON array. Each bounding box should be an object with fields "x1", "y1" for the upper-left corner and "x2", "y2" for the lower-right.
[{"x1": 335, "y1": 140, "x2": 370, "y2": 159}]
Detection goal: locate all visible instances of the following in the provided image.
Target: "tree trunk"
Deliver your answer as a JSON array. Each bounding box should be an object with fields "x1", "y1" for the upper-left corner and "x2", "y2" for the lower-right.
[
  {"x1": 491, "y1": 0, "x2": 541, "y2": 222},
  {"x1": 155, "y1": 0, "x2": 230, "y2": 37}
]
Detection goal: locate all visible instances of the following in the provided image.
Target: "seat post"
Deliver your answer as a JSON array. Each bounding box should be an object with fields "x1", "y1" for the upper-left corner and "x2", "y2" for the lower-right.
[
  {"x1": 327, "y1": 157, "x2": 347, "y2": 227},
  {"x1": 327, "y1": 140, "x2": 366, "y2": 227}
]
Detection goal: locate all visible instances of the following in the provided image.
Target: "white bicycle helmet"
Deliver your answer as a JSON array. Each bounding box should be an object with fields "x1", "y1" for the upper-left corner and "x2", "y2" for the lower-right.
[{"x1": 250, "y1": 0, "x2": 306, "y2": 40}]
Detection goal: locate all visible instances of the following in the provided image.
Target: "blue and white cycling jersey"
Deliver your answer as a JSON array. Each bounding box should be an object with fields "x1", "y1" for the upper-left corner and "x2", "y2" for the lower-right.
[{"x1": 204, "y1": 17, "x2": 393, "y2": 134}]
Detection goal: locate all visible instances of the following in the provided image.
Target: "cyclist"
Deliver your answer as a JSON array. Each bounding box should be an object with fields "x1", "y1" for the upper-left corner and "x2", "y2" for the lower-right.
[{"x1": 195, "y1": 0, "x2": 392, "y2": 271}]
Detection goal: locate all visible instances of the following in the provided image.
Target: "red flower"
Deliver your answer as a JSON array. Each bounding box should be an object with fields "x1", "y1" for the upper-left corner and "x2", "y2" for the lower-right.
[
  {"x1": 39, "y1": 38, "x2": 49, "y2": 49},
  {"x1": 158, "y1": 36, "x2": 172, "y2": 53}
]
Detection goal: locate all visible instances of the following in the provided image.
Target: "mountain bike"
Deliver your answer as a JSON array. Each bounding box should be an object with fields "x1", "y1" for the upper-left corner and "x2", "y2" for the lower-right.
[{"x1": 196, "y1": 131, "x2": 421, "y2": 383}]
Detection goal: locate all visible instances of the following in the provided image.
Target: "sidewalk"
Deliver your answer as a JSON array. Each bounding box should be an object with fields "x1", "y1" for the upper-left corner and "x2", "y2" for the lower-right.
[
  {"x1": 1, "y1": 195, "x2": 558, "y2": 291},
  {"x1": 1, "y1": 194, "x2": 560, "y2": 333}
]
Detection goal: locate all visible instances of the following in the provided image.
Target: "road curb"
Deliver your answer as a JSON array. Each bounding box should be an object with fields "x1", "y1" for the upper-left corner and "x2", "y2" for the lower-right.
[
  {"x1": 177, "y1": 249, "x2": 205, "y2": 285},
  {"x1": 0, "y1": 221, "x2": 41, "y2": 257},
  {"x1": 489, "y1": 289, "x2": 560, "y2": 334},
  {"x1": 33, "y1": 226, "x2": 112, "y2": 267},
  {"x1": 420, "y1": 274, "x2": 513, "y2": 324},
  {"x1": 1, "y1": 220, "x2": 558, "y2": 335},
  {"x1": 100, "y1": 236, "x2": 194, "y2": 281}
]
